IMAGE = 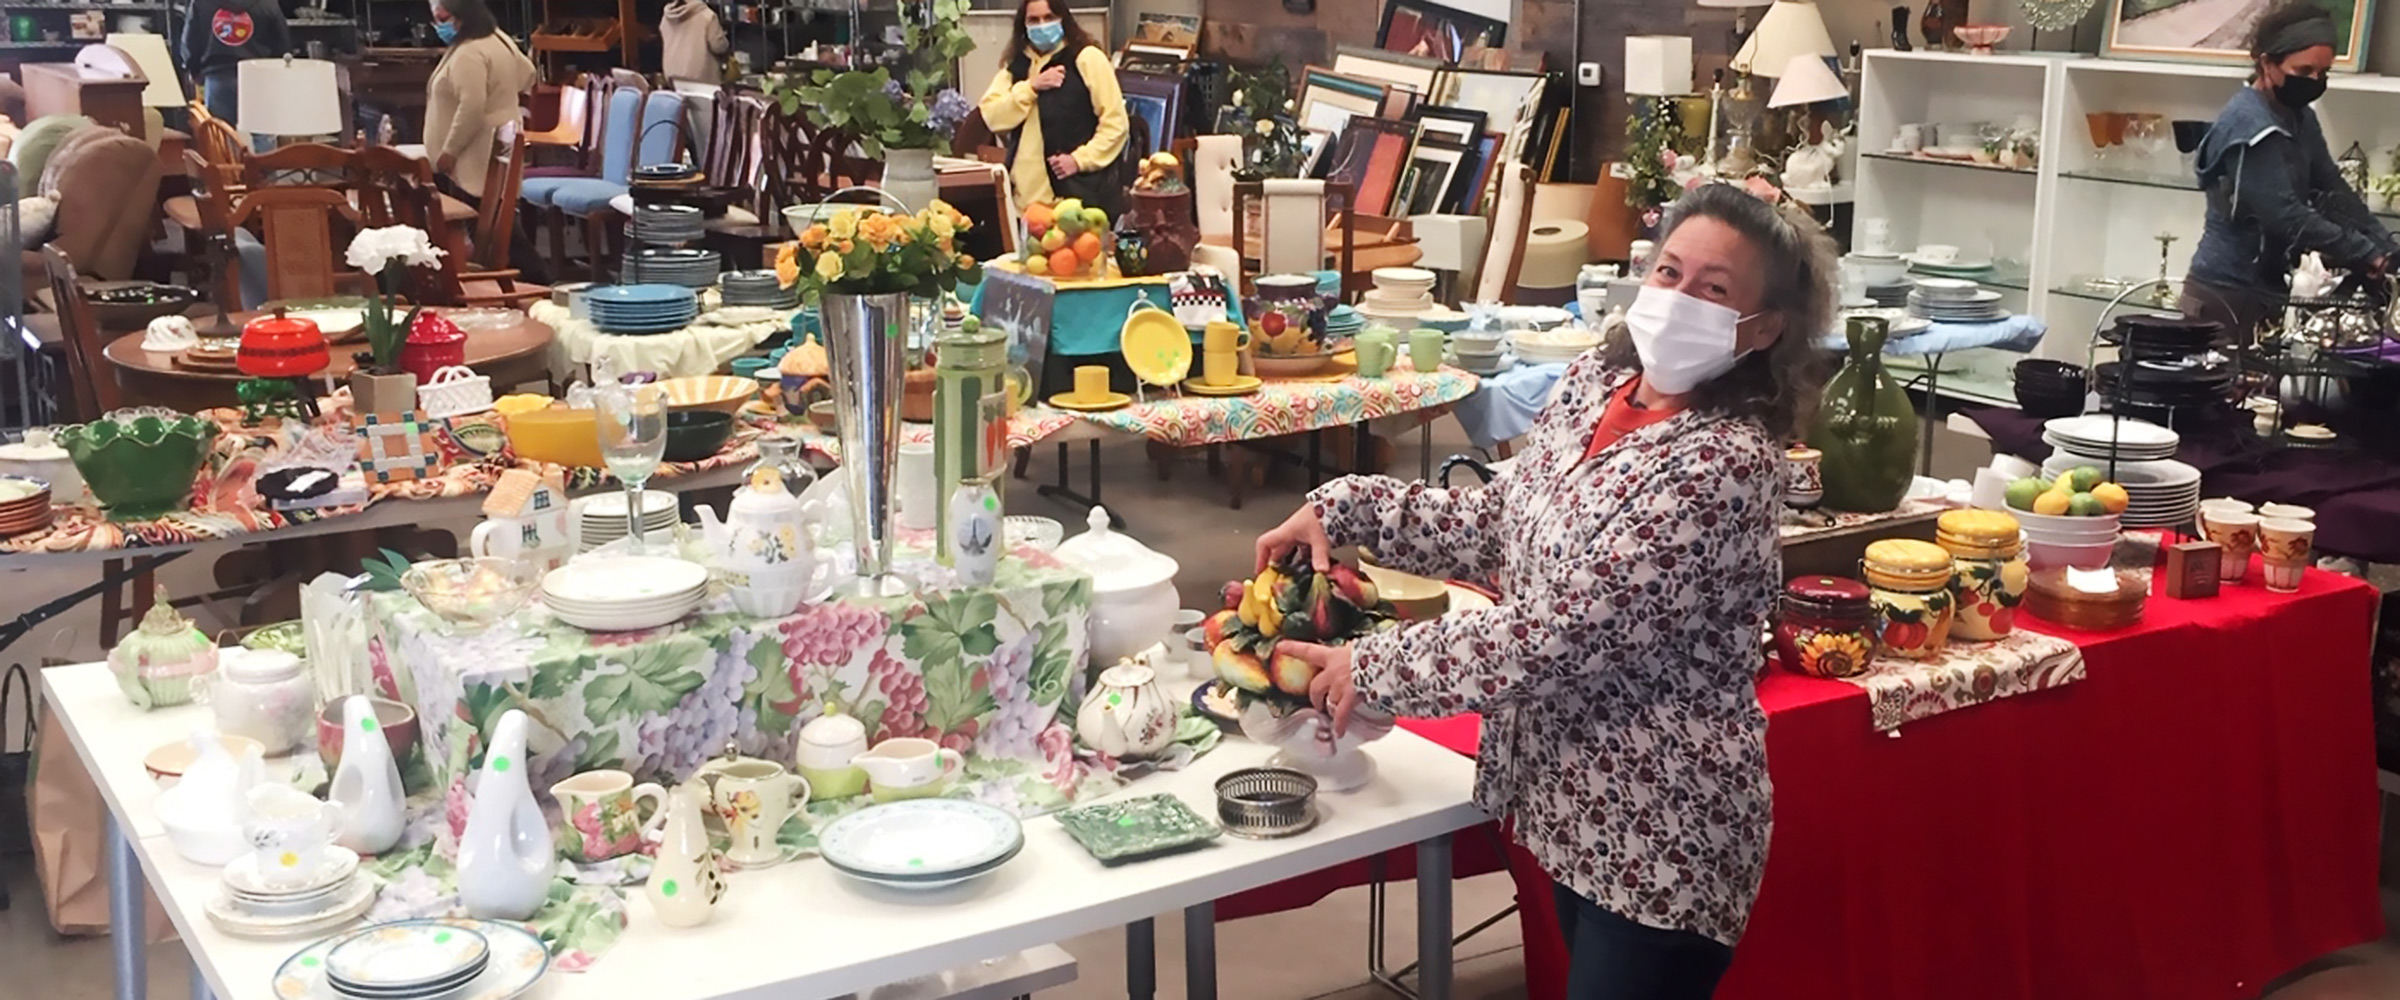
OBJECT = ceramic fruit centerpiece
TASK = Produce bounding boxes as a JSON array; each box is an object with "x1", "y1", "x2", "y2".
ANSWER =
[
  {"x1": 1207, "y1": 552, "x2": 1401, "y2": 791},
  {"x1": 696, "y1": 466, "x2": 823, "y2": 617}
]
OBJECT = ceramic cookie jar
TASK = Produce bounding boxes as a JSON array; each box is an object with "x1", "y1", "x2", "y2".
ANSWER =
[
  {"x1": 1861, "y1": 539, "x2": 1956, "y2": 660},
  {"x1": 1935, "y1": 509, "x2": 2029, "y2": 640}
]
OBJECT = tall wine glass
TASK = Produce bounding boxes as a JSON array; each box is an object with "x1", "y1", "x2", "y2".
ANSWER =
[{"x1": 594, "y1": 383, "x2": 667, "y2": 553}]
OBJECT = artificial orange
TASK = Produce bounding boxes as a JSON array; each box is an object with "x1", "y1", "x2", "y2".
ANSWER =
[
  {"x1": 1048, "y1": 247, "x2": 1080, "y2": 277},
  {"x1": 1073, "y1": 231, "x2": 1104, "y2": 263}
]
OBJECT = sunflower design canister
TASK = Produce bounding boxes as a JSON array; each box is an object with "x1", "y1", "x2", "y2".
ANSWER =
[
  {"x1": 1862, "y1": 539, "x2": 1956, "y2": 660},
  {"x1": 1773, "y1": 576, "x2": 1880, "y2": 679},
  {"x1": 1935, "y1": 509, "x2": 2030, "y2": 641}
]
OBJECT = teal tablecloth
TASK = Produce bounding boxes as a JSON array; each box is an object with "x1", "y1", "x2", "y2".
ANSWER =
[{"x1": 968, "y1": 272, "x2": 1246, "y2": 357}]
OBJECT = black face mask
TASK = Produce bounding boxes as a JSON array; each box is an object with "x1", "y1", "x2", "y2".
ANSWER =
[{"x1": 2274, "y1": 72, "x2": 2328, "y2": 108}]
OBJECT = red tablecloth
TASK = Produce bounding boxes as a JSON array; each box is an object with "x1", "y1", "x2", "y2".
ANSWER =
[{"x1": 1232, "y1": 566, "x2": 2383, "y2": 1000}]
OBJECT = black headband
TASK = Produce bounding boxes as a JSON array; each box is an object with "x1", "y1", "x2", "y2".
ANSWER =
[{"x1": 2260, "y1": 16, "x2": 2338, "y2": 59}]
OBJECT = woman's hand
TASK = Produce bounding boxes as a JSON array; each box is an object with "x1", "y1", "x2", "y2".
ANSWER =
[
  {"x1": 1288, "y1": 642, "x2": 1361, "y2": 736},
  {"x1": 1032, "y1": 65, "x2": 1067, "y2": 91},
  {"x1": 433, "y1": 152, "x2": 457, "y2": 176},
  {"x1": 1047, "y1": 152, "x2": 1080, "y2": 178},
  {"x1": 1255, "y1": 504, "x2": 1332, "y2": 573}
]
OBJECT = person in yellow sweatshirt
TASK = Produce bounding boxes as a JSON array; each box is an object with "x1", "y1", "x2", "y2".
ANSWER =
[{"x1": 975, "y1": 0, "x2": 1131, "y2": 217}]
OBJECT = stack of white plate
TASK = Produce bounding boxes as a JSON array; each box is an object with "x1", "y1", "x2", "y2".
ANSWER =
[
  {"x1": 1907, "y1": 277, "x2": 2004, "y2": 323},
  {"x1": 1359, "y1": 267, "x2": 1436, "y2": 324},
  {"x1": 576, "y1": 491, "x2": 680, "y2": 551},
  {"x1": 2039, "y1": 453, "x2": 2200, "y2": 528},
  {"x1": 541, "y1": 555, "x2": 710, "y2": 631},
  {"x1": 2041, "y1": 414, "x2": 2180, "y2": 462},
  {"x1": 1513, "y1": 327, "x2": 1599, "y2": 365},
  {"x1": 272, "y1": 919, "x2": 551, "y2": 1000},
  {"x1": 815, "y1": 799, "x2": 1026, "y2": 889},
  {"x1": 205, "y1": 847, "x2": 377, "y2": 938}
]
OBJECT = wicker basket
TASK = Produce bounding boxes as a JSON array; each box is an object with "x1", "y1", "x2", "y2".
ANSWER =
[{"x1": 417, "y1": 365, "x2": 494, "y2": 420}]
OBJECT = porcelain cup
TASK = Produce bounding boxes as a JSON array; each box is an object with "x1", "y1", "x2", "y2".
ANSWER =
[
  {"x1": 1202, "y1": 320, "x2": 1249, "y2": 353},
  {"x1": 244, "y1": 784, "x2": 344, "y2": 890},
  {"x1": 2258, "y1": 518, "x2": 2314, "y2": 593},
  {"x1": 1072, "y1": 365, "x2": 1112, "y2": 401},
  {"x1": 2200, "y1": 510, "x2": 2259, "y2": 583},
  {"x1": 2258, "y1": 502, "x2": 2314, "y2": 523},
  {"x1": 1354, "y1": 329, "x2": 1397, "y2": 378},
  {"x1": 1408, "y1": 329, "x2": 1446, "y2": 372},
  {"x1": 1784, "y1": 447, "x2": 1824, "y2": 508},
  {"x1": 1914, "y1": 243, "x2": 1960, "y2": 265},
  {"x1": 1859, "y1": 218, "x2": 1892, "y2": 255},
  {"x1": 549, "y1": 769, "x2": 669, "y2": 863},
  {"x1": 1202, "y1": 350, "x2": 1240, "y2": 387}
]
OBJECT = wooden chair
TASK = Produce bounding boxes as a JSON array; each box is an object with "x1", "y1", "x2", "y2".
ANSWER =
[
  {"x1": 522, "y1": 84, "x2": 683, "y2": 281},
  {"x1": 1473, "y1": 163, "x2": 1537, "y2": 305},
  {"x1": 233, "y1": 143, "x2": 367, "y2": 302},
  {"x1": 1230, "y1": 179, "x2": 1358, "y2": 296},
  {"x1": 167, "y1": 100, "x2": 252, "y2": 287},
  {"x1": 456, "y1": 125, "x2": 546, "y2": 308},
  {"x1": 181, "y1": 149, "x2": 246, "y2": 311},
  {"x1": 524, "y1": 73, "x2": 598, "y2": 158}
]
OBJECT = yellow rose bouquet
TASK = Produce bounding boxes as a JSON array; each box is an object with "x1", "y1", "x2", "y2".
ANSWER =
[{"x1": 777, "y1": 200, "x2": 982, "y2": 304}]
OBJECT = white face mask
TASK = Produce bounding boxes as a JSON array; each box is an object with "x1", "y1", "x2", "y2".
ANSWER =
[{"x1": 1625, "y1": 284, "x2": 1758, "y2": 395}]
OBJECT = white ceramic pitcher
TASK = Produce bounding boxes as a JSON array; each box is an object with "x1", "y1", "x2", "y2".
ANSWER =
[{"x1": 328, "y1": 695, "x2": 405, "y2": 854}]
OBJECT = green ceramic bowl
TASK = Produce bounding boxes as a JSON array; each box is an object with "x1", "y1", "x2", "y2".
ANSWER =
[
  {"x1": 663, "y1": 410, "x2": 735, "y2": 463},
  {"x1": 56, "y1": 410, "x2": 220, "y2": 521}
]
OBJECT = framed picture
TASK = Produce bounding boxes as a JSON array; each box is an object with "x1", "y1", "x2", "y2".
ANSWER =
[
  {"x1": 1132, "y1": 12, "x2": 1202, "y2": 49},
  {"x1": 1118, "y1": 70, "x2": 1185, "y2": 158},
  {"x1": 1403, "y1": 138, "x2": 1470, "y2": 215},
  {"x1": 1376, "y1": 0, "x2": 1507, "y2": 65},
  {"x1": 1322, "y1": 117, "x2": 1415, "y2": 213},
  {"x1": 1214, "y1": 105, "x2": 1248, "y2": 134},
  {"x1": 1300, "y1": 128, "x2": 1334, "y2": 177},
  {"x1": 978, "y1": 267, "x2": 1055, "y2": 378},
  {"x1": 1458, "y1": 130, "x2": 1500, "y2": 215},
  {"x1": 2106, "y1": 0, "x2": 2371, "y2": 71},
  {"x1": 1297, "y1": 67, "x2": 1393, "y2": 137},
  {"x1": 1410, "y1": 105, "x2": 1487, "y2": 146},
  {"x1": 1332, "y1": 44, "x2": 1445, "y2": 100}
]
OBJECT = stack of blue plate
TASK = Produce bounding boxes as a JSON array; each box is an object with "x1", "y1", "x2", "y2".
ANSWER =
[
  {"x1": 623, "y1": 248, "x2": 722, "y2": 289},
  {"x1": 1323, "y1": 304, "x2": 1365, "y2": 346},
  {"x1": 586, "y1": 284, "x2": 700, "y2": 334}
]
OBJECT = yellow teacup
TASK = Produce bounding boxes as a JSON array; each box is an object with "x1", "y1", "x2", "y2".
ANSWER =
[
  {"x1": 1071, "y1": 365, "x2": 1112, "y2": 401},
  {"x1": 1202, "y1": 351, "x2": 1240, "y2": 387},
  {"x1": 1202, "y1": 320, "x2": 1250, "y2": 353}
]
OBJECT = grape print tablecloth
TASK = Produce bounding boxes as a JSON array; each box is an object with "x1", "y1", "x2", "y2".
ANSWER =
[{"x1": 371, "y1": 545, "x2": 1098, "y2": 817}]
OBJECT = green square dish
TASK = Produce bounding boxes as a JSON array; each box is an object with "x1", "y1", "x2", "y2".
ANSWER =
[{"x1": 1056, "y1": 794, "x2": 1222, "y2": 864}]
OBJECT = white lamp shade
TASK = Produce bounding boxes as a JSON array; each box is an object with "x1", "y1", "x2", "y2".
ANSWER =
[
  {"x1": 1732, "y1": 0, "x2": 1835, "y2": 76},
  {"x1": 1698, "y1": 0, "x2": 1773, "y2": 8},
  {"x1": 1625, "y1": 36, "x2": 1695, "y2": 96},
  {"x1": 237, "y1": 58, "x2": 343, "y2": 136},
  {"x1": 1768, "y1": 53, "x2": 1848, "y2": 107}
]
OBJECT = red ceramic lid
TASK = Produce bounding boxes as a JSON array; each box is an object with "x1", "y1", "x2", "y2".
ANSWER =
[
  {"x1": 1784, "y1": 575, "x2": 1871, "y2": 603},
  {"x1": 408, "y1": 312, "x2": 465, "y2": 343},
  {"x1": 237, "y1": 311, "x2": 329, "y2": 378}
]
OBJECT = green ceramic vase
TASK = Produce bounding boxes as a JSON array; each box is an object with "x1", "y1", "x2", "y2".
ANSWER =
[{"x1": 1808, "y1": 317, "x2": 1919, "y2": 513}]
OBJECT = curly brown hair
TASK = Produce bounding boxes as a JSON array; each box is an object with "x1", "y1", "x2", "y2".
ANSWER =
[{"x1": 1599, "y1": 183, "x2": 1838, "y2": 442}]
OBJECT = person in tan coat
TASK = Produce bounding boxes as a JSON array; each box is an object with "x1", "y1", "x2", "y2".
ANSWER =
[
  {"x1": 424, "y1": 0, "x2": 536, "y2": 199},
  {"x1": 660, "y1": 0, "x2": 730, "y2": 84}
]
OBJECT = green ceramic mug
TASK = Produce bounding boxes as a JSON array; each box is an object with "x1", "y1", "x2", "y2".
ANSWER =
[
  {"x1": 1355, "y1": 328, "x2": 1398, "y2": 378},
  {"x1": 1408, "y1": 329, "x2": 1446, "y2": 372}
]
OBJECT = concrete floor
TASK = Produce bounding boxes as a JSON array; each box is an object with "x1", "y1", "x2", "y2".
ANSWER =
[{"x1": 4, "y1": 415, "x2": 2396, "y2": 999}]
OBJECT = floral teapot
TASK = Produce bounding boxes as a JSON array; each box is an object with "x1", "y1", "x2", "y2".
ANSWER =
[{"x1": 696, "y1": 467, "x2": 824, "y2": 617}]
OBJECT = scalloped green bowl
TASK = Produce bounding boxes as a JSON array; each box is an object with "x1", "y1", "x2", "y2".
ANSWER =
[{"x1": 55, "y1": 411, "x2": 220, "y2": 520}]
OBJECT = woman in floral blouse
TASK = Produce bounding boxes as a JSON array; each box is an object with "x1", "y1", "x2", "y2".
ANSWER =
[{"x1": 1259, "y1": 183, "x2": 1836, "y2": 998}]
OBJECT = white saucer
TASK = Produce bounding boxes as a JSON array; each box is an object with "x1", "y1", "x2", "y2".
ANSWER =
[{"x1": 207, "y1": 876, "x2": 376, "y2": 939}]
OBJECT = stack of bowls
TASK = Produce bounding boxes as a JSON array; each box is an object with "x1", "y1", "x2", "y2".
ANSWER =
[
  {"x1": 0, "y1": 475, "x2": 52, "y2": 537},
  {"x1": 204, "y1": 845, "x2": 374, "y2": 937},
  {"x1": 1449, "y1": 329, "x2": 1511, "y2": 375},
  {"x1": 2013, "y1": 358, "x2": 2088, "y2": 418},
  {"x1": 2010, "y1": 508, "x2": 2121, "y2": 570},
  {"x1": 575, "y1": 490, "x2": 680, "y2": 550},
  {"x1": 586, "y1": 284, "x2": 701, "y2": 334},
  {"x1": 1844, "y1": 251, "x2": 1909, "y2": 289},
  {"x1": 721, "y1": 270, "x2": 799, "y2": 309},
  {"x1": 1322, "y1": 304, "x2": 1364, "y2": 344},
  {"x1": 1512, "y1": 327, "x2": 1599, "y2": 366},
  {"x1": 540, "y1": 554, "x2": 710, "y2": 631},
  {"x1": 1360, "y1": 267, "x2": 1436, "y2": 325}
]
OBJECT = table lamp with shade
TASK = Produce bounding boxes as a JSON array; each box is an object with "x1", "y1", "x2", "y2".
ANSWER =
[
  {"x1": 236, "y1": 56, "x2": 343, "y2": 145},
  {"x1": 1724, "y1": 0, "x2": 1836, "y2": 169},
  {"x1": 1769, "y1": 53, "x2": 1852, "y2": 191}
]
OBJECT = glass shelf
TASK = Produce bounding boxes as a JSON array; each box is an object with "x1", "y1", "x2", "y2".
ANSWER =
[
  {"x1": 2059, "y1": 167, "x2": 2198, "y2": 191},
  {"x1": 1909, "y1": 264, "x2": 2034, "y2": 291},
  {"x1": 2048, "y1": 281, "x2": 2182, "y2": 307},
  {"x1": 1860, "y1": 152, "x2": 2037, "y2": 177}
]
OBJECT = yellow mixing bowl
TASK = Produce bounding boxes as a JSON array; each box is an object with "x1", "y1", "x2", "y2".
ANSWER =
[{"x1": 505, "y1": 407, "x2": 604, "y2": 468}]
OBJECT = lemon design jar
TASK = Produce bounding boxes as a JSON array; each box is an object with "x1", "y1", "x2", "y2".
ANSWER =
[
  {"x1": 1935, "y1": 509, "x2": 2030, "y2": 641},
  {"x1": 1861, "y1": 539, "x2": 1956, "y2": 660}
]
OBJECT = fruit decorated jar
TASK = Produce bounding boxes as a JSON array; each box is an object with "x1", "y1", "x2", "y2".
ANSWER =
[
  {"x1": 1861, "y1": 539, "x2": 1956, "y2": 659},
  {"x1": 1772, "y1": 576, "x2": 1880, "y2": 679},
  {"x1": 1935, "y1": 509, "x2": 2029, "y2": 641}
]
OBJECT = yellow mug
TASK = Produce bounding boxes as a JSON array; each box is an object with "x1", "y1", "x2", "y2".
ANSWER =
[
  {"x1": 1072, "y1": 365, "x2": 1112, "y2": 401},
  {"x1": 1202, "y1": 351, "x2": 1240, "y2": 387},
  {"x1": 1202, "y1": 320, "x2": 1250, "y2": 353}
]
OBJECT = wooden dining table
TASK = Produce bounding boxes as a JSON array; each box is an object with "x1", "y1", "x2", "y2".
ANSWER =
[{"x1": 101, "y1": 308, "x2": 556, "y2": 412}]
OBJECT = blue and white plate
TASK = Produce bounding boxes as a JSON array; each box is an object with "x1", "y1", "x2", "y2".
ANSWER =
[
  {"x1": 274, "y1": 919, "x2": 547, "y2": 1000},
  {"x1": 586, "y1": 284, "x2": 698, "y2": 308},
  {"x1": 815, "y1": 799, "x2": 1023, "y2": 881}
]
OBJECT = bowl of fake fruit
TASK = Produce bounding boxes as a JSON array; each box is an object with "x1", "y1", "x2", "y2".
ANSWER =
[{"x1": 1202, "y1": 553, "x2": 1402, "y2": 791}]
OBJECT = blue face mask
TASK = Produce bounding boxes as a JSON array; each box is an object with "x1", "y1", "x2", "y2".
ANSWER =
[
  {"x1": 1027, "y1": 20, "x2": 1063, "y2": 51},
  {"x1": 434, "y1": 19, "x2": 459, "y2": 43}
]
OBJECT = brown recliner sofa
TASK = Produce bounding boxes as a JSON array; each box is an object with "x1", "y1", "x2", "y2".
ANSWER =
[{"x1": 21, "y1": 124, "x2": 162, "y2": 291}]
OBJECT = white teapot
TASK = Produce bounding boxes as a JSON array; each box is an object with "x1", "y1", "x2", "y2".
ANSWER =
[
  {"x1": 696, "y1": 467, "x2": 824, "y2": 617},
  {"x1": 1075, "y1": 659, "x2": 1176, "y2": 760}
]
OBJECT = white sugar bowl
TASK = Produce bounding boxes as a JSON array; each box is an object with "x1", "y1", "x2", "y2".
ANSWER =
[
  {"x1": 1051, "y1": 506, "x2": 1180, "y2": 666},
  {"x1": 794, "y1": 702, "x2": 869, "y2": 801},
  {"x1": 204, "y1": 648, "x2": 315, "y2": 756}
]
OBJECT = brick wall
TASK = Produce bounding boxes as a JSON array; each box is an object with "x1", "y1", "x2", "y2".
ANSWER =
[{"x1": 1195, "y1": 0, "x2": 1741, "y2": 180}]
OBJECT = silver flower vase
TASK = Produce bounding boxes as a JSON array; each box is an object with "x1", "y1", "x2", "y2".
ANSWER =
[{"x1": 823, "y1": 290, "x2": 912, "y2": 593}]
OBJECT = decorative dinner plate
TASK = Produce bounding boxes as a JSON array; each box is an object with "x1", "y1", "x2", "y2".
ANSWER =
[
  {"x1": 541, "y1": 556, "x2": 709, "y2": 603},
  {"x1": 1119, "y1": 306, "x2": 1193, "y2": 387},
  {"x1": 2043, "y1": 415, "x2": 2179, "y2": 451},
  {"x1": 816, "y1": 799, "x2": 1024, "y2": 879},
  {"x1": 225, "y1": 847, "x2": 360, "y2": 898},
  {"x1": 326, "y1": 923, "x2": 489, "y2": 991},
  {"x1": 1056, "y1": 794, "x2": 1221, "y2": 864},
  {"x1": 274, "y1": 919, "x2": 548, "y2": 1000},
  {"x1": 206, "y1": 877, "x2": 375, "y2": 939}
]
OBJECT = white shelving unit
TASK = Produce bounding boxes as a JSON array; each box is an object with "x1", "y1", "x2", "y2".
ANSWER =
[{"x1": 1854, "y1": 50, "x2": 2400, "y2": 404}]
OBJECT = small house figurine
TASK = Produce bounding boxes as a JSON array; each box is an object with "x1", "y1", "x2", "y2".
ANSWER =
[{"x1": 471, "y1": 468, "x2": 575, "y2": 570}]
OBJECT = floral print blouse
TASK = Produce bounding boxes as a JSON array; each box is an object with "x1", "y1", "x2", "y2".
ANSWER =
[{"x1": 1310, "y1": 357, "x2": 1783, "y2": 946}]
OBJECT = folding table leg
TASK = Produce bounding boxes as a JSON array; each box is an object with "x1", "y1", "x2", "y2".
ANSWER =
[
  {"x1": 1184, "y1": 901, "x2": 1218, "y2": 1000},
  {"x1": 191, "y1": 957, "x2": 216, "y2": 1000},
  {"x1": 107, "y1": 813, "x2": 146, "y2": 1000},
  {"x1": 1416, "y1": 833, "x2": 1456, "y2": 1000},
  {"x1": 1125, "y1": 917, "x2": 1156, "y2": 1000}
]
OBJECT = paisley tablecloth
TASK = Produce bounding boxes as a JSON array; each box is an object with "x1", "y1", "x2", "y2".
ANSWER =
[
  {"x1": 0, "y1": 404, "x2": 764, "y2": 556},
  {"x1": 1838, "y1": 629, "x2": 2086, "y2": 733},
  {"x1": 371, "y1": 545, "x2": 1102, "y2": 817},
  {"x1": 529, "y1": 300, "x2": 796, "y2": 379},
  {"x1": 1052, "y1": 360, "x2": 1481, "y2": 448}
]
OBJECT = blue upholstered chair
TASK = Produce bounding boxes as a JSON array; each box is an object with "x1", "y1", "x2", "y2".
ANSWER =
[{"x1": 521, "y1": 88, "x2": 685, "y2": 280}]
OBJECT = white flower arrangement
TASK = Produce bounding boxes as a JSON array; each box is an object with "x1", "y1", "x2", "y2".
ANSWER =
[{"x1": 345, "y1": 226, "x2": 446, "y2": 275}]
